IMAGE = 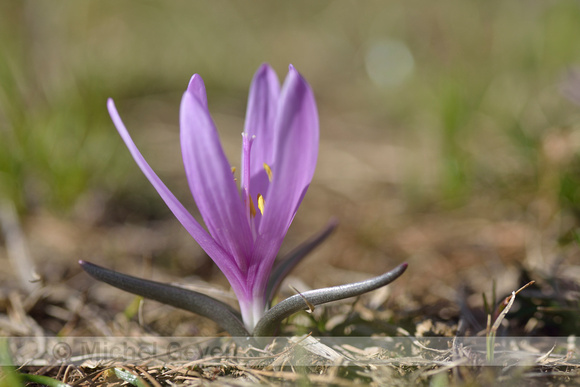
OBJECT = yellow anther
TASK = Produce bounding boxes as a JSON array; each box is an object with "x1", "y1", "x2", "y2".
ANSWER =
[
  {"x1": 263, "y1": 163, "x2": 273, "y2": 182},
  {"x1": 249, "y1": 196, "x2": 256, "y2": 218},
  {"x1": 231, "y1": 166, "x2": 236, "y2": 174},
  {"x1": 257, "y1": 194, "x2": 265, "y2": 216}
]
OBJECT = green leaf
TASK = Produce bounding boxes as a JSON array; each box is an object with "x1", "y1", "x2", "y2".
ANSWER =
[
  {"x1": 0, "y1": 338, "x2": 23, "y2": 387},
  {"x1": 114, "y1": 367, "x2": 150, "y2": 387},
  {"x1": 20, "y1": 374, "x2": 72, "y2": 387}
]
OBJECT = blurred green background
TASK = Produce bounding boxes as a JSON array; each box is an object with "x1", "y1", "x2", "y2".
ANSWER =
[{"x1": 1, "y1": 0, "x2": 580, "y2": 314}]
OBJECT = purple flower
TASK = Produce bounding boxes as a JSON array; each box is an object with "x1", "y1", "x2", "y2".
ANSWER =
[{"x1": 107, "y1": 64, "x2": 319, "y2": 330}]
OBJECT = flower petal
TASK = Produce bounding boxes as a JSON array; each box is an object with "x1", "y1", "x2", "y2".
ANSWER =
[
  {"x1": 107, "y1": 99, "x2": 244, "y2": 291},
  {"x1": 241, "y1": 65, "x2": 280, "y2": 233},
  {"x1": 252, "y1": 66, "x2": 319, "y2": 291},
  {"x1": 243, "y1": 63, "x2": 280, "y2": 176},
  {"x1": 180, "y1": 77, "x2": 254, "y2": 272},
  {"x1": 187, "y1": 74, "x2": 208, "y2": 109},
  {"x1": 259, "y1": 66, "x2": 318, "y2": 237}
]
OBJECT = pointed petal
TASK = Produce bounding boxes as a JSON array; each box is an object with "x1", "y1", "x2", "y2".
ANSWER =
[
  {"x1": 254, "y1": 66, "x2": 319, "y2": 273},
  {"x1": 243, "y1": 63, "x2": 280, "y2": 176},
  {"x1": 180, "y1": 80, "x2": 253, "y2": 271},
  {"x1": 187, "y1": 74, "x2": 208, "y2": 109},
  {"x1": 107, "y1": 99, "x2": 244, "y2": 291},
  {"x1": 241, "y1": 65, "x2": 280, "y2": 233}
]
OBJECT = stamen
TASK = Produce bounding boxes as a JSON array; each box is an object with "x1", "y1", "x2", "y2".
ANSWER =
[
  {"x1": 241, "y1": 134, "x2": 255, "y2": 222},
  {"x1": 249, "y1": 196, "x2": 256, "y2": 218},
  {"x1": 231, "y1": 166, "x2": 236, "y2": 174},
  {"x1": 263, "y1": 163, "x2": 273, "y2": 182},
  {"x1": 257, "y1": 194, "x2": 265, "y2": 215}
]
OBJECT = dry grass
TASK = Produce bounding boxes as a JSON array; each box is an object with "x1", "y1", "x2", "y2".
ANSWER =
[{"x1": 1, "y1": 246, "x2": 580, "y2": 385}]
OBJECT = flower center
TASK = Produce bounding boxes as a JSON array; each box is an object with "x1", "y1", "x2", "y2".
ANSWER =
[{"x1": 239, "y1": 134, "x2": 274, "y2": 238}]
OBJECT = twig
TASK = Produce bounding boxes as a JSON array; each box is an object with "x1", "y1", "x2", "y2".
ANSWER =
[{"x1": 0, "y1": 199, "x2": 40, "y2": 292}]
